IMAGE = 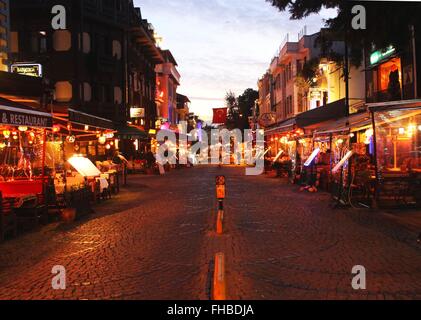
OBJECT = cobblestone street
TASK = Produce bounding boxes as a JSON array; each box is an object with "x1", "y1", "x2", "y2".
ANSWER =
[{"x1": 0, "y1": 166, "x2": 421, "y2": 300}]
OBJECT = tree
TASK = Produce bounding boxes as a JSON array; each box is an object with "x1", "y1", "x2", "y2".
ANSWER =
[
  {"x1": 225, "y1": 90, "x2": 240, "y2": 130},
  {"x1": 266, "y1": 1, "x2": 421, "y2": 66},
  {"x1": 237, "y1": 88, "x2": 259, "y2": 130},
  {"x1": 225, "y1": 89, "x2": 258, "y2": 130}
]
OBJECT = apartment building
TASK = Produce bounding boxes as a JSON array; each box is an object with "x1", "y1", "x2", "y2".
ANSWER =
[
  {"x1": 155, "y1": 49, "x2": 181, "y2": 127},
  {"x1": 0, "y1": 0, "x2": 9, "y2": 71}
]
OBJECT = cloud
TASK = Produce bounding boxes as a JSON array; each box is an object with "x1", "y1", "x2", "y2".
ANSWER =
[{"x1": 134, "y1": 0, "x2": 337, "y2": 120}]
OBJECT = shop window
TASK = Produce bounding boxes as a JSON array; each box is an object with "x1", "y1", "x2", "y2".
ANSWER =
[
  {"x1": 378, "y1": 57, "x2": 402, "y2": 100},
  {"x1": 112, "y1": 40, "x2": 121, "y2": 60},
  {"x1": 53, "y1": 30, "x2": 71, "y2": 52},
  {"x1": 82, "y1": 32, "x2": 91, "y2": 53},
  {"x1": 374, "y1": 108, "x2": 421, "y2": 173},
  {"x1": 55, "y1": 81, "x2": 73, "y2": 102}
]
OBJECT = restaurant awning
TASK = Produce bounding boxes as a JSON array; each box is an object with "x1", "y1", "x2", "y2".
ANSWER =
[
  {"x1": 314, "y1": 111, "x2": 372, "y2": 136},
  {"x1": 68, "y1": 109, "x2": 114, "y2": 130},
  {"x1": 296, "y1": 98, "x2": 349, "y2": 129},
  {"x1": 0, "y1": 97, "x2": 52, "y2": 128},
  {"x1": 117, "y1": 124, "x2": 148, "y2": 140},
  {"x1": 264, "y1": 117, "x2": 296, "y2": 136}
]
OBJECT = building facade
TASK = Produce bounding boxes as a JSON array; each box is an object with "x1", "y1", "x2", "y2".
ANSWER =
[
  {"x1": 258, "y1": 28, "x2": 366, "y2": 130},
  {"x1": 176, "y1": 93, "x2": 190, "y2": 123},
  {"x1": 127, "y1": 7, "x2": 164, "y2": 132},
  {"x1": 155, "y1": 49, "x2": 180, "y2": 128},
  {"x1": 0, "y1": 0, "x2": 10, "y2": 71}
]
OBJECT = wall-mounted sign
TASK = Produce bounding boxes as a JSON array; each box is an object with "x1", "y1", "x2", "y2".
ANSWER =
[
  {"x1": 11, "y1": 63, "x2": 43, "y2": 78},
  {"x1": 370, "y1": 46, "x2": 396, "y2": 66},
  {"x1": 130, "y1": 107, "x2": 145, "y2": 118}
]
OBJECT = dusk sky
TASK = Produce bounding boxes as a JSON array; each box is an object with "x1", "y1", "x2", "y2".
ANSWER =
[{"x1": 135, "y1": 0, "x2": 337, "y2": 122}]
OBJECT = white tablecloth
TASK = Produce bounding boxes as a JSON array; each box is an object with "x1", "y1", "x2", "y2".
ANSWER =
[{"x1": 96, "y1": 177, "x2": 109, "y2": 193}]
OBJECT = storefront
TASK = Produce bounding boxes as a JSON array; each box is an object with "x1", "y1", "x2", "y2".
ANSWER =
[
  {"x1": 369, "y1": 100, "x2": 421, "y2": 207},
  {"x1": 264, "y1": 118, "x2": 298, "y2": 178},
  {"x1": 0, "y1": 98, "x2": 53, "y2": 238},
  {"x1": 48, "y1": 108, "x2": 122, "y2": 203}
]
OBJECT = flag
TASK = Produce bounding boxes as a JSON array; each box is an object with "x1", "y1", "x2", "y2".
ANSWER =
[{"x1": 212, "y1": 108, "x2": 227, "y2": 124}]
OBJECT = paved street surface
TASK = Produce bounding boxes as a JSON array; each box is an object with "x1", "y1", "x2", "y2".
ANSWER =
[{"x1": 0, "y1": 166, "x2": 421, "y2": 300}]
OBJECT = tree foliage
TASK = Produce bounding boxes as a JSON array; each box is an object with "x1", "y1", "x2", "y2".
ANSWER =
[
  {"x1": 267, "y1": 1, "x2": 421, "y2": 66},
  {"x1": 225, "y1": 89, "x2": 258, "y2": 130}
]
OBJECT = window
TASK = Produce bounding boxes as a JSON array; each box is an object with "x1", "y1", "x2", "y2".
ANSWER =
[
  {"x1": 10, "y1": 31, "x2": 18, "y2": 53},
  {"x1": 114, "y1": 86, "x2": 122, "y2": 104},
  {"x1": 55, "y1": 81, "x2": 73, "y2": 102},
  {"x1": 83, "y1": 83, "x2": 92, "y2": 102},
  {"x1": 112, "y1": 40, "x2": 121, "y2": 60},
  {"x1": 53, "y1": 30, "x2": 71, "y2": 51},
  {"x1": 29, "y1": 31, "x2": 48, "y2": 53},
  {"x1": 81, "y1": 32, "x2": 91, "y2": 53}
]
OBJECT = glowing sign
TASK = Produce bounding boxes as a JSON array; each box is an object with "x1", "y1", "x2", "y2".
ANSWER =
[
  {"x1": 304, "y1": 148, "x2": 321, "y2": 167},
  {"x1": 11, "y1": 63, "x2": 43, "y2": 77},
  {"x1": 370, "y1": 46, "x2": 396, "y2": 66}
]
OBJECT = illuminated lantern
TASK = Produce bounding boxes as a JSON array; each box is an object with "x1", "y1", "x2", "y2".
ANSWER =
[
  {"x1": 67, "y1": 123, "x2": 72, "y2": 130},
  {"x1": 105, "y1": 144, "x2": 111, "y2": 150},
  {"x1": 30, "y1": 132, "x2": 35, "y2": 138},
  {"x1": 84, "y1": 125, "x2": 89, "y2": 131},
  {"x1": 3, "y1": 130, "x2": 10, "y2": 138},
  {"x1": 98, "y1": 136, "x2": 106, "y2": 144},
  {"x1": 418, "y1": 125, "x2": 421, "y2": 132},
  {"x1": 66, "y1": 135, "x2": 76, "y2": 143},
  {"x1": 53, "y1": 125, "x2": 60, "y2": 133},
  {"x1": 398, "y1": 127, "x2": 405, "y2": 135},
  {"x1": 18, "y1": 126, "x2": 28, "y2": 132}
]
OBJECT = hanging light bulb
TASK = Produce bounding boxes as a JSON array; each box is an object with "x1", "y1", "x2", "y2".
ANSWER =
[
  {"x1": 3, "y1": 130, "x2": 10, "y2": 138},
  {"x1": 52, "y1": 125, "x2": 60, "y2": 133},
  {"x1": 98, "y1": 136, "x2": 106, "y2": 144}
]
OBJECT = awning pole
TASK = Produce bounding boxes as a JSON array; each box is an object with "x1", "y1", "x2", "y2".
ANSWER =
[{"x1": 41, "y1": 129, "x2": 47, "y2": 193}]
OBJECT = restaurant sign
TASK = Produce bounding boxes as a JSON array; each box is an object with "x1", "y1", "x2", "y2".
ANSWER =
[
  {"x1": 370, "y1": 46, "x2": 396, "y2": 66},
  {"x1": 11, "y1": 63, "x2": 43, "y2": 78},
  {"x1": 130, "y1": 107, "x2": 145, "y2": 118},
  {"x1": 0, "y1": 107, "x2": 52, "y2": 128}
]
